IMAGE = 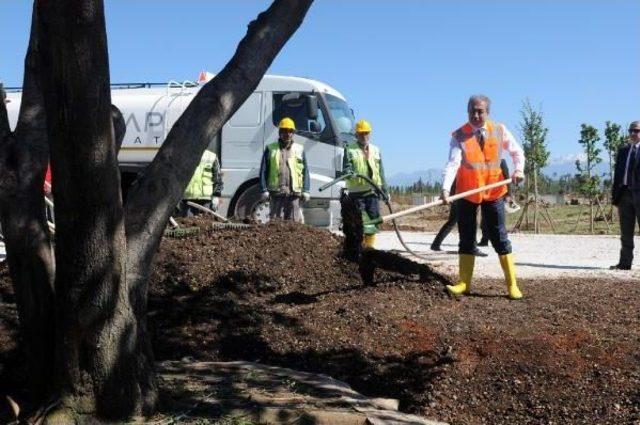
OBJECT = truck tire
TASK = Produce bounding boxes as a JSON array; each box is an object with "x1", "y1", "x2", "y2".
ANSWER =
[{"x1": 234, "y1": 183, "x2": 270, "y2": 224}]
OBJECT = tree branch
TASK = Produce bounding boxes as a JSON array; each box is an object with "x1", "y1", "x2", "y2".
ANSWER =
[
  {"x1": 124, "y1": 0, "x2": 313, "y2": 264},
  {"x1": 112, "y1": 104, "x2": 126, "y2": 154},
  {"x1": 0, "y1": 2, "x2": 55, "y2": 402}
]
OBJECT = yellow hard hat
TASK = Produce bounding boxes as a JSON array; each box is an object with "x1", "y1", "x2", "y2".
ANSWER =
[
  {"x1": 278, "y1": 117, "x2": 296, "y2": 131},
  {"x1": 355, "y1": 119, "x2": 372, "y2": 133}
]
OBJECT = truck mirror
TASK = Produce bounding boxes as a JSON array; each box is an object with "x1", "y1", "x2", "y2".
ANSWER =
[
  {"x1": 306, "y1": 95, "x2": 318, "y2": 120},
  {"x1": 309, "y1": 120, "x2": 321, "y2": 133}
]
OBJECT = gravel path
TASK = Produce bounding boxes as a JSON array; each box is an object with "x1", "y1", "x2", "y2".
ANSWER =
[{"x1": 375, "y1": 231, "x2": 640, "y2": 279}]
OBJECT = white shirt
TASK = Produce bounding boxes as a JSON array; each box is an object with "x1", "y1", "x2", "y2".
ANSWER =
[
  {"x1": 441, "y1": 121, "x2": 525, "y2": 192},
  {"x1": 622, "y1": 142, "x2": 639, "y2": 186}
]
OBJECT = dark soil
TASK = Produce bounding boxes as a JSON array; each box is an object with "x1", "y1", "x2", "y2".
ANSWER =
[{"x1": 1, "y1": 219, "x2": 639, "y2": 424}]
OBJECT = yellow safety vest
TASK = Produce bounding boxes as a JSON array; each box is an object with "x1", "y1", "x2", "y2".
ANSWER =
[
  {"x1": 184, "y1": 150, "x2": 217, "y2": 200},
  {"x1": 266, "y1": 141, "x2": 305, "y2": 193},
  {"x1": 345, "y1": 142, "x2": 382, "y2": 193}
]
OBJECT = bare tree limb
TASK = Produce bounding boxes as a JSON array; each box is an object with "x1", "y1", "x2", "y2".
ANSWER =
[{"x1": 112, "y1": 104, "x2": 126, "y2": 154}]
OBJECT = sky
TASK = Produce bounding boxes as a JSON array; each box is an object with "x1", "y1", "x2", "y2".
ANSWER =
[{"x1": 1, "y1": 1, "x2": 639, "y2": 177}]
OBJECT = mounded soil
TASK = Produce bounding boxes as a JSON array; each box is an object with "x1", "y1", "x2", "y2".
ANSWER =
[{"x1": 1, "y1": 219, "x2": 639, "y2": 424}]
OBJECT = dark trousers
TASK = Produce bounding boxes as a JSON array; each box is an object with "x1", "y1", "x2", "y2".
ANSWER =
[
  {"x1": 270, "y1": 194, "x2": 302, "y2": 222},
  {"x1": 432, "y1": 201, "x2": 459, "y2": 248},
  {"x1": 480, "y1": 193, "x2": 509, "y2": 243},
  {"x1": 617, "y1": 190, "x2": 640, "y2": 266},
  {"x1": 479, "y1": 215, "x2": 489, "y2": 243},
  {"x1": 458, "y1": 198, "x2": 511, "y2": 255},
  {"x1": 353, "y1": 193, "x2": 380, "y2": 220}
]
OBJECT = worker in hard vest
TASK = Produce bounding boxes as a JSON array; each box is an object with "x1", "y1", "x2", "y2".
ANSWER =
[
  {"x1": 259, "y1": 117, "x2": 310, "y2": 222},
  {"x1": 343, "y1": 119, "x2": 388, "y2": 248},
  {"x1": 182, "y1": 149, "x2": 223, "y2": 216},
  {"x1": 441, "y1": 95, "x2": 525, "y2": 299}
]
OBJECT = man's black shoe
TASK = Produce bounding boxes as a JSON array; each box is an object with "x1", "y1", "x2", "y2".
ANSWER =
[
  {"x1": 477, "y1": 239, "x2": 489, "y2": 247},
  {"x1": 430, "y1": 244, "x2": 442, "y2": 251},
  {"x1": 610, "y1": 264, "x2": 631, "y2": 270},
  {"x1": 472, "y1": 248, "x2": 488, "y2": 257}
]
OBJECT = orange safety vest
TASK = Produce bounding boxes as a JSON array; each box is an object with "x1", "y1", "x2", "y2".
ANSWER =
[{"x1": 454, "y1": 120, "x2": 508, "y2": 204}]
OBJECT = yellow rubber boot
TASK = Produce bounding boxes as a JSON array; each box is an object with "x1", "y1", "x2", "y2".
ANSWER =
[
  {"x1": 446, "y1": 254, "x2": 475, "y2": 296},
  {"x1": 499, "y1": 253, "x2": 523, "y2": 300},
  {"x1": 363, "y1": 234, "x2": 376, "y2": 249}
]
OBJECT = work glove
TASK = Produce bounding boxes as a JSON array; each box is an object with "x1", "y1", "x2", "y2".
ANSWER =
[
  {"x1": 301, "y1": 192, "x2": 310, "y2": 202},
  {"x1": 211, "y1": 196, "x2": 220, "y2": 211},
  {"x1": 260, "y1": 191, "x2": 270, "y2": 202}
]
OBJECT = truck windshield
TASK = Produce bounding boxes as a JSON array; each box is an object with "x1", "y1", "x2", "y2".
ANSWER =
[{"x1": 326, "y1": 94, "x2": 355, "y2": 142}]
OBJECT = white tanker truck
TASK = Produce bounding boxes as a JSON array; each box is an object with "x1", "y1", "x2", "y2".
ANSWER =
[{"x1": 4, "y1": 73, "x2": 357, "y2": 227}]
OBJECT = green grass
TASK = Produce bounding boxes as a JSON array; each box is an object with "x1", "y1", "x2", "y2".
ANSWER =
[{"x1": 507, "y1": 204, "x2": 619, "y2": 235}]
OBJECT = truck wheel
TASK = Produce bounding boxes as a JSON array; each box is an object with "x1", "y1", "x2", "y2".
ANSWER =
[{"x1": 234, "y1": 184, "x2": 270, "y2": 224}]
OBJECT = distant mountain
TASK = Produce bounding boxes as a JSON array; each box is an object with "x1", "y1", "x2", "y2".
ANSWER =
[
  {"x1": 541, "y1": 153, "x2": 610, "y2": 178},
  {"x1": 387, "y1": 169, "x2": 442, "y2": 187}
]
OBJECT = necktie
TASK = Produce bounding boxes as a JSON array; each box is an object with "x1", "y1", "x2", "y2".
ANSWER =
[
  {"x1": 628, "y1": 146, "x2": 637, "y2": 187},
  {"x1": 477, "y1": 129, "x2": 485, "y2": 150}
]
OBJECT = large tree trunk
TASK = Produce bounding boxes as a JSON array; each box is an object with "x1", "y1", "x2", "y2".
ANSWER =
[
  {"x1": 30, "y1": 0, "x2": 313, "y2": 420},
  {"x1": 0, "y1": 6, "x2": 55, "y2": 403},
  {"x1": 36, "y1": 0, "x2": 151, "y2": 419}
]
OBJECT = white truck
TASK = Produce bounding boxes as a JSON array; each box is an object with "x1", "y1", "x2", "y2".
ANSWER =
[{"x1": 4, "y1": 73, "x2": 357, "y2": 227}]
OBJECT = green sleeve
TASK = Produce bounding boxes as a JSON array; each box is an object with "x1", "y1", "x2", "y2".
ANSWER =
[{"x1": 379, "y1": 155, "x2": 388, "y2": 193}]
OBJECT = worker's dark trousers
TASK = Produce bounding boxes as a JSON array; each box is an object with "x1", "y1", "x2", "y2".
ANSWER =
[
  {"x1": 480, "y1": 192, "x2": 511, "y2": 244},
  {"x1": 458, "y1": 198, "x2": 511, "y2": 255},
  {"x1": 617, "y1": 190, "x2": 640, "y2": 267},
  {"x1": 353, "y1": 193, "x2": 380, "y2": 220},
  {"x1": 270, "y1": 194, "x2": 303, "y2": 222},
  {"x1": 432, "y1": 200, "x2": 459, "y2": 248},
  {"x1": 479, "y1": 214, "x2": 489, "y2": 244}
]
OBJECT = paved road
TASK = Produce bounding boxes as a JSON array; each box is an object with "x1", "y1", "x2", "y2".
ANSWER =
[{"x1": 375, "y1": 231, "x2": 640, "y2": 280}]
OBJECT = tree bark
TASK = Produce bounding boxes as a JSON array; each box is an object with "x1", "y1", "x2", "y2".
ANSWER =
[
  {"x1": 36, "y1": 0, "x2": 153, "y2": 418},
  {"x1": 31, "y1": 0, "x2": 313, "y2": 420},
  {"x1": 0, "y1": 5, "x2": 55, "y2": 403}
]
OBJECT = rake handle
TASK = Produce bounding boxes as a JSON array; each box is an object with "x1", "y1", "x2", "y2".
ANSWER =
[{"x1": 377, "y1": 179, "x2": 512, "y2": 223}]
